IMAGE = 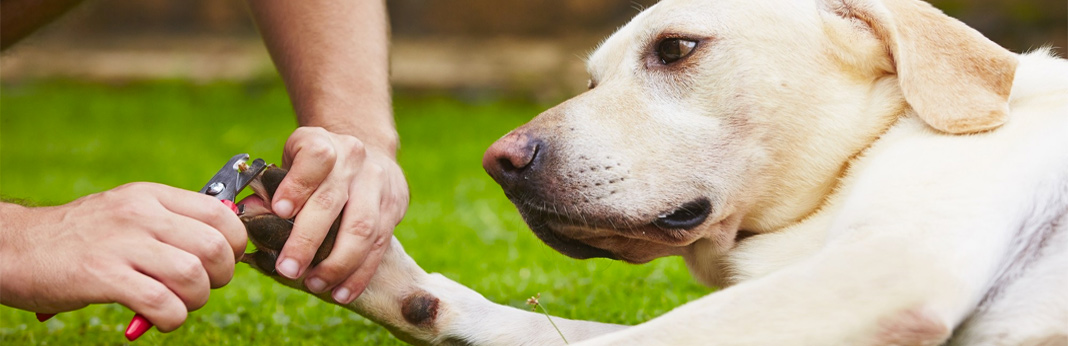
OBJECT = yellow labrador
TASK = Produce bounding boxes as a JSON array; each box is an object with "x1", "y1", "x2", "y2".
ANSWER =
[{"x1": 245, "y1": 0, "x2": 1068, "y2": 344}]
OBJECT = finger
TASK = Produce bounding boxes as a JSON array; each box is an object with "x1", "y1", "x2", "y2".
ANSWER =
[
  {"x1": 331, "y1": 235, "x2": 390, "y2": 304},
  {"x1": 331, "y1": 174, "x2": 407, "y2": 303},
  {"x1": 274, "y1": 127, "x2": 341, "y2": 219},
  {"x1": 107, "y1": 270, "x2": 189, "y2": 333},
  {"x1": 275, "y1": 176, "x2": 348, "y2": 280},
  {"x1": 129, "y1": 243, "x2": 212, "y2": 312},
  {"x1": 151, "y1": 215, "x2": 238, "y2": 288},
  {"x1": 143, "y1": 183, "x2": 247, "y2": 261},
  {"x1": 303, "y1": 167, "x2": 386, "y2": 295}
]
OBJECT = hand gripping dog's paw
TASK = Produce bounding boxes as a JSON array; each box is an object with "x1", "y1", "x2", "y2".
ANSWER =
[
  {"x1": 236, "y1": 166, "x2": 455, "y2": 342},
  {"x1": 238, "y1": 165, "x2": 338, "y2": 276}
]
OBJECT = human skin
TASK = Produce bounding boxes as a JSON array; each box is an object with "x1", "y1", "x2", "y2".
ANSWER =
[
  {"x1": 0, "y1": 184, "x2": 248, "y2": 332},
  {"x1": 0, "y1": 0, "x2": 406, "y2": 332},
  {"x1": 244, "y1": 0, "x2": 407, "y2": 304}
]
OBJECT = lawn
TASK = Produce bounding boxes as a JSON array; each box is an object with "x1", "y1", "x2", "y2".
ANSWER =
[{"x1": 0, "y1": 80, "x2": 711, "y2": 345}]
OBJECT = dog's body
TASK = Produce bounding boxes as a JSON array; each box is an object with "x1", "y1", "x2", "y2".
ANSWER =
[{"x1": 243, "y1": 0, "x2": 1068, "y2": 344}]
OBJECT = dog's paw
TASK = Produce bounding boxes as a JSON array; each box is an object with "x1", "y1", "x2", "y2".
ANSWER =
[{"x1": 238, "y1": 166, "x2": 338, "y2": 277}]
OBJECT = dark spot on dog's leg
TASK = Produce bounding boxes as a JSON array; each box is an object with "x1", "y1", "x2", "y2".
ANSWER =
[{"x1": 401, "y1": 291, "x2": 440, "y2": 327}]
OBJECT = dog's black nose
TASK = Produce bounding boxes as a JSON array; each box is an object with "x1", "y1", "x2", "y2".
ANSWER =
[{"x1": 483, "y1": 131, "x2": 542, "y2": 191}]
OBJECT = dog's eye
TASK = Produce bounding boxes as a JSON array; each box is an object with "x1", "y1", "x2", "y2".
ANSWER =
[{"x1": 656, "y1": 38, "x2": 697, "y2": 64}]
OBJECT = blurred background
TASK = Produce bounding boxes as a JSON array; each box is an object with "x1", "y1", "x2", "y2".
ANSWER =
[
  {"x1": 0, "y1": 1, "x2": 1065, "y2": 344},
  {"x1": 2, "y1": 0, "x2": 1064, "y2": 96}
]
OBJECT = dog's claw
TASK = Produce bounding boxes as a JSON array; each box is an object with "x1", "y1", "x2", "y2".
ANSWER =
[{"x1": 239, "y1": 166, "x2": 339, "y2": 277}]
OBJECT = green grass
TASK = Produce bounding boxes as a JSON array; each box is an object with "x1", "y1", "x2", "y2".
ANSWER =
[{"x1": 0, "y1": 80, "x2": 711, "y2": 344}]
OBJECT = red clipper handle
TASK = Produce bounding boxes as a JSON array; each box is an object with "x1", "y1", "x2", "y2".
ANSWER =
[
  {"x1": 39, "y1": 312, "x2": 151, "y2": 341},
  {"x1": 125, "y1": 314, "x2": 152, "y2": 341},
  {"x1": 221, "y1": 199, "x2": 239, "y2": 214}
]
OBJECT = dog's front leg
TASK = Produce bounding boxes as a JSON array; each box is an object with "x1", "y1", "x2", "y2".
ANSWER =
[
  {"x1": 575, "y1": 231, "x2": 978, "y2": 346},
  {"x1": 250, "y1": 236, "x2": 625, "y2": 345}
]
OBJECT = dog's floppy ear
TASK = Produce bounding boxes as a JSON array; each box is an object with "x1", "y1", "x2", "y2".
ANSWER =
[{"x1": 831, "y1": 0, "x2": 1018, "y2": 134}]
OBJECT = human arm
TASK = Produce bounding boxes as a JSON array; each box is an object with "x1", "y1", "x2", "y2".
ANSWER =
[{"x1": 244, "y1": 0, "x2": 408, "y2": 304}]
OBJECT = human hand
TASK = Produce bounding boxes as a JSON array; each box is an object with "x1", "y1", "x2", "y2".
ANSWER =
[
  {"x1": 0, "y1": 183, "x2": 247, "y2": 332},
  {"x1": 265, "y1": 126, "x2": 409, "y2": 304}
]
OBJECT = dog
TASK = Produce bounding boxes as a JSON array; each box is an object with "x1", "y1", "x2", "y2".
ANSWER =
[{"x1": 242, "y1": 0, "x2": 1068, "y2": 344}]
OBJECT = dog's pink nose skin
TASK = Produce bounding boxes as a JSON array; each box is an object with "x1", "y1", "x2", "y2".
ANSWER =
[{"x1": 482, "y1": 131, "x2": 541, "y2": 191}]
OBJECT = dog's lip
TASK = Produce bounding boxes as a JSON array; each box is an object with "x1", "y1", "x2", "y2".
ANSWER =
[
  {"x1": 527, "y1": 222, "x2": 619, "y2": 260},
  {"x1": 509, "y1": 195, "x2": 715, "y2": 232},
  {"x1": 652, "y1": 198, "x2": 713, "y2": 231},
  {"x1": 510, "y1": 199, "x2": 715, "y2": 248}
]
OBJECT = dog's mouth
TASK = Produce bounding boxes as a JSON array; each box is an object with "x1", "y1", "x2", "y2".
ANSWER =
[
  {"x1": 652, "y1": 198, "x2": 712, "y2": 230},
  {"x1": 510, "y1": 197, "x2": 715, "y2": 263}
]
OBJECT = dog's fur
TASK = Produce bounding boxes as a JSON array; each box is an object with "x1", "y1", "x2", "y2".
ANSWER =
[{"x1": 245, "y1": 0, "x2": 1068, "y2": 344}]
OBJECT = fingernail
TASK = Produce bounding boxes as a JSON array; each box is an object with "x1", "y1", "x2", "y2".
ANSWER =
[
  {"x1": 276, "y1": 258, "x2": 301, "y2": 279},
  {"x1": 306, "y1": 277, "x2": 327, "y2": 293},
  {"x1": 125, "y1": 314, "x2": 153, "y2": 341},
  {"x1": 332, "y1": 287, "x2": 352, "y2": 304},
  {"x1": 274, "y1": 200, "x2": 294, "y2": 218}
]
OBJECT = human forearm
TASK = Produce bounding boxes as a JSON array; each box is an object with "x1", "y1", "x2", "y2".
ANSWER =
[
  {"x1": 0, "y1": 202, "x2": 33, "y2": 306},
  {"x1": 246, "y1": 0, "x2": 396, "y2": 155}
]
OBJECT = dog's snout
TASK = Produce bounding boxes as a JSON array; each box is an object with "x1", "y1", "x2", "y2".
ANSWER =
[{"x1": 483, "y1": 131, "x2": 542, "y2": 189}]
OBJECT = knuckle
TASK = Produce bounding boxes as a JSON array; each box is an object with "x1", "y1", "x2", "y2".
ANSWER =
[
  {"x1": 304, "y1": 138, "x2": 337, "y2": 161},
  {"x1": 204, "y1": 236, "x2": 232, "y2": 263},
  {"x1": 114, "y1": 200, "x2": 151, "y2": 221},
  {"x1": 344, "y1": 136, "x2": 366, "y2": 157},
  {"x1": 118, "y1": 182, "x2": 148, "y2": 192},
  {"x1": 367, "y1": 163, "x2": 386, "y2": 177},
  {"x1": 344, "y1": 219, "x2": 376, "y2": 239},
  {"x1": 139, "y1": 285, "x2": 173, "y2": 310},
  {"x1": 122, "y1": 182, "x2": 163, "y2": 198},
  {"x1": 373, "y1": 234, "x2": 390, "y2": 249},
  {"x1": 293, "y1": 126, "x2": 325, "y2": 138},
  {"x1": 174, "y1": 255, "x2": 206, "y2": 284},
  {"x1": 311, "y1": 190, "x2": 344, "y2": 209}
]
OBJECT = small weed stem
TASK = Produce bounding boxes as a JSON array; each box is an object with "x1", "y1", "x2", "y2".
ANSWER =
[{"x1": 527, "y1": 293, "x2": 568, "y2": 344}]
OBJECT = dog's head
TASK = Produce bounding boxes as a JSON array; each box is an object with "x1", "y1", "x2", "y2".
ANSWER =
[{"x1": 483, "y1": 0, "x2": 1017, "y2": 265}]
